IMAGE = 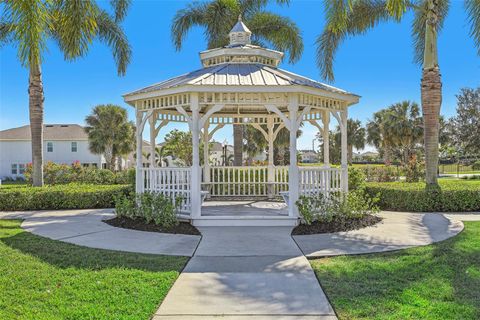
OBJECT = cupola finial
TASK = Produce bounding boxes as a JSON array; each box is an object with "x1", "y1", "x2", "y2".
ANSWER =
[{"x1": 229, "y1": 14, "x2": 252, "y2": 46}]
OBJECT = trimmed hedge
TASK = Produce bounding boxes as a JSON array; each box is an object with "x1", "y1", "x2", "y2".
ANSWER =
[
  {"x1": 0, "y1": 183, "x2": 131, "y2": 211},
  {"x1": 365, "y1": 180, "x2": 480, "y2": 212}
]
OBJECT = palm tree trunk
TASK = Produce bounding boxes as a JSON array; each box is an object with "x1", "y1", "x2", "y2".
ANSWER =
[
  {"x1": 348, "y1": 144, "x2": 353, "y2": 163},
  {"x1": 233, "y1": 124, "x2": 243, "y2": 166},
  {"x1": 421, "y1": 67, "x2": 441, "y2": 186},
  {"x1": 422, "y1": 0, "x2": 441, "y2": 187},
  {"x1": 29, "y1": 63, "x2": 44, "y2": 187}
]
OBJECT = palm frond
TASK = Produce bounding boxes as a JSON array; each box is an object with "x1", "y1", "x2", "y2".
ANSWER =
[
  {"x1": 204, "y1": 0, "x2": 239, "y2": 48},
  {"x1": 317, "y1": 0, "x2": 392, "y2": 81},
  {"x1": 248, "y1": 12, "x2": 303, "y2": 63},
  {"x1": 0, "y1": 21, "x2": 14, "y2": 46},
  {"x1": 465, "y1": 0, "x2": 480, "y2": 55},
  {"x1": 411, "y1": 0, "x2": 450, "y2": 65},
  {"x1": 385, "y1": 0, "x2": 408, "y2": 19},
  {"x1": 51, "y1": 0, "x2": 98, "y2": 61},
  {"x1": 171, "y1": 2, "x2": 208, "y2": 50},
  {"x1": 110, "y1": 0, "x2": 131, "y2": 22},
  {"x1": 95, "y1": 11, "x2": 131, "y2": 76},
  {"x1": 3, "y1": 0, "x2": 51, "y2": 67}
]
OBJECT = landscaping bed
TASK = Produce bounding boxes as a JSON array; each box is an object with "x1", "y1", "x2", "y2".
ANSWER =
[
  {"x1": 292, "y1": 214, "x2": 382, "y2": 235},
  {"x1": 105, "y1": 216, "x2": 201, "y2": 235},
  {"x1": 365, "y1": 179, "x2": 480, "y2": 212},
  {"x1": 311, "y1": 221, "x2": 480, "y2": 320},
  {"x1": 0, "y1": 183, "x2": 131, "y2": 211},
  {"x1": 0, "y1": 219, "x2": 187, "y2": 320}
]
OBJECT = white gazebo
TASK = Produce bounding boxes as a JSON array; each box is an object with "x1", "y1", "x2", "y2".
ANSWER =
[{"x1": 123, "y1": 17, "x2": 359, "y2": 226}]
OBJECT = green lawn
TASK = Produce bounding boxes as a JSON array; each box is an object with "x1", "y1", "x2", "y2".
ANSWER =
[
  {"x1": 366, "y1": 178, "x2": 480, "y2": 190},
  {"x1": 311, "y1": 221, "x2": 480, "y2": 320},
  {"x1": 0, "y1": 219, "x2": 188, "y2": 320}
]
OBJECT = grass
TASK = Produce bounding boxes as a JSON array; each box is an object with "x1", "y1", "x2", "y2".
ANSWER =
[
  {"x1": 311, "y1": 221, "x2": 480, "y2": 320},
  {"x1": 0, "y1": 219, "x2": 188, "y2": 320},
  {"x1": 366, "y1": 178, "x2": 480, "y2": 190}
]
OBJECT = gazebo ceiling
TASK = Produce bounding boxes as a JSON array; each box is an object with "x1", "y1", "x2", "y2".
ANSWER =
[{"x1": 123, "y1": 16, "x2": 359, "y2": 115}]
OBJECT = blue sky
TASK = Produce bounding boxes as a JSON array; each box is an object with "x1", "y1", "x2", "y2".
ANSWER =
[{"x1": 1, "y1": 0, "x2": 479, "y2": 151}]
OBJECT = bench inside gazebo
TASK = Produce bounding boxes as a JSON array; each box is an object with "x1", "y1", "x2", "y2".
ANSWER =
[{"x1": 123, "y1": 17, "x2": 359, "y2": 226}]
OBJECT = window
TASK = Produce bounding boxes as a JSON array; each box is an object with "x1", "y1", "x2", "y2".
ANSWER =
[
  {"x1": 71, "y1": 142, "x2": 77, "y2": 152},
  {"x1": 11, "y1": 164, "x2": 18, "y2": 175},
  {"x1": 47, "y1": 142, "x2": 53, "y2": 152},
  {"x1": 19, "y1": 164, "x2": 26, "y2": 174}
]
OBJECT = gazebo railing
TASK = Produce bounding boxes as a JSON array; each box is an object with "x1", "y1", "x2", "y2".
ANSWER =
[
  {"x1": 140, "y1": 167, "x2": 192, "y2": 214},
  {"x1": 206, "y1": 166, "x2": 289, "y2": 197},
  {"x1": 299, "y1": 167, "x2": 342, "y2": 196}
]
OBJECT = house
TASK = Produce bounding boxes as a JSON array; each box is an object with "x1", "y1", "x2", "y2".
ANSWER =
[
  {"x1": 299, "y1": 150, "x2": 319, "y2": 163},
  {"x1": 0, "y1": 124, "x2": 105, "y2": 179}
]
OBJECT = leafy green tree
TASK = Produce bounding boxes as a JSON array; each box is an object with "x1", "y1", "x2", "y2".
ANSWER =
[
  {"x1": 171, "y1": 0, "x2": 303, "y2": 166},
  {"x1": 162, "y1": 130, "x2": 206, "y2": 166},
  {"x1": 0, "y1": 0, "x2": 131, "y2": 186},
  {"x1": 84, "y1": 105, "x2": 135, "y2": 171},
  {"x1": 337, "y1": 119, "x2": 365, "y2": 162},
  {"x1": 316, "y1": 0, "x2": 480, "y2": 187},
  {"x1": 449, "y1": 87, "x2": 480, "y2": 156}
]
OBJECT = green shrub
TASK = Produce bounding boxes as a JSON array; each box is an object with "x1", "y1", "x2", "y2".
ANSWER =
[
  {"x1": 365, "y1": 180, "x2": 480, "y2": 212},
  {"x1": 348, "y1": 167, "x2": 366, "y2": 191},
  {"x1": 296, "y1": 190, "x2": 379, "y2": 225},
  {"x1": 24, "y1": 161, "x2": 133, "y2": 185},
  {"x1": 461, "y1": 175, "x2": 480, "y2": 180},
  {"x1": 0, "y1": 184, "x2": 131, "y2": 211},
  {"x1": 403, "y1": 155, "x2": 425, "y2": 183},
  {"x1": 114, "y1": 192, "x2": 182, "y2": 229}
]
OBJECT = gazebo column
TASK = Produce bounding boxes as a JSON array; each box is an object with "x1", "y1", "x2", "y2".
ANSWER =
[
  {"x1": 190, "y1": 94, "x2": 202, "y2": 218},
  {"x1": 149, "y1": 112, "x2": 157, "y2": 167},
  {"x1": 340, "y1": 108, "x2": 348, "y2": 192},
  {"x1": 288, "y1": 95, "x2": 299, "y2": 217},
  {"x1": 203, "y1": 121, "x2": 210, "y2": 186},
  {"x1": 322, "y1": 110, "x2": 330, "y2": 167},
  {"x1": 135, "y1": 109, "x2": 152, "y2": 193},
  {"x1": 267, "y1": 115, "x2": 275, "y2": 198}
]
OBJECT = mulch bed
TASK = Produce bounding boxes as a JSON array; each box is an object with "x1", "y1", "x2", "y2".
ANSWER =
[
  {"x1": 292, "y1": 214, "x2": 382, "y2": 235},
  {"x1": 104, "y1": 216, "x2": 201, "y2": 236}
]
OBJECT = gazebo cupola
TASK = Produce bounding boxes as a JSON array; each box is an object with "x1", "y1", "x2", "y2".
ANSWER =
[
  {"x1": 123, "y1": 18, "x2": 360, "y2": 226},
  {"x1": 200, "y1": 15, "x2": 283, "y2": 68}
]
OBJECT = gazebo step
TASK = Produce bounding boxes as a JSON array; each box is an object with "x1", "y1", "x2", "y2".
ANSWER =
[{"x1": 192, "y1": 216, "x2": 299, "y2": 227}]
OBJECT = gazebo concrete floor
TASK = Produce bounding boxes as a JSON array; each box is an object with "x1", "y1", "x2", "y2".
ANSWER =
[{"x1": 201, "y1": 200, "x2": 288, "y2": 217}]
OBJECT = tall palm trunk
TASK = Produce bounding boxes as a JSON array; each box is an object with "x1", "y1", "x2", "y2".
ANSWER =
[
  {"x1": 422, "y1": 0, "x2": 441, "y2": 187},
  {"x1": 29, "y1": 64, "x2": 44, "y2": 187},
  {"x1": 348, "y1": 144, "x2": 353, "y2": 163},
  {"x1": 233, "y1": 124, "x2": 243, "y2": 166}
]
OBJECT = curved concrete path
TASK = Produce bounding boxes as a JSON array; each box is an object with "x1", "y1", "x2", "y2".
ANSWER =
[
  {"x1": 0, "y1": 209, "x2": 200, "y2": 256},
  {"x1": 294, "y1": 211, "x2": 465, "y2": 257}
]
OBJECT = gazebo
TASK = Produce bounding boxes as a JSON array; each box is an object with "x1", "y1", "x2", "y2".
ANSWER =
[{"x1": 123, "y1": 17, "x2": 359, "y2": 226}]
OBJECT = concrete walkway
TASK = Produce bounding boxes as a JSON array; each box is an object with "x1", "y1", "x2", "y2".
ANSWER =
[
  {"x1": 0, "y1": 209, "x2": 200, "y2": 256},
  {"x1": 154, "y1": 226, "x2": 336, "y2": 319}
]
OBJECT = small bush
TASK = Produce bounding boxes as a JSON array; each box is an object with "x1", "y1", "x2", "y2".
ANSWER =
[
  {"x1": 348, "y1": 167, "x2": 366, "y2": 191},
  {"x1": 365, "y1": 180, "x2": 480, "y2": 212},
  {"x1": 472, "y1": 161, "x2": 480, "y2": 171},
  {"x1": 403, "y1": 155, "x2": 425, "y2": 183},
  {"x1": 114, "y1": 192, "x2": 182, "y2": 229},
  {"x1": 296, "y1": 190, "x2": 379, "y2": 225},
  {"x1": 361, "y1": 165, "x2": 401, "y2": 182},
  {"x1": 0, "y1": 184, "x2": 131, "y2": 211}
]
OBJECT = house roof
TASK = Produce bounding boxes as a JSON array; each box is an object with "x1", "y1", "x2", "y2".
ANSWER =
[
  {"x1": 124, "y1": 63, "x2": 352, "y2": 97},
  {"x1": 0, "y1": 124, "x2": 88, "y2": 141}
]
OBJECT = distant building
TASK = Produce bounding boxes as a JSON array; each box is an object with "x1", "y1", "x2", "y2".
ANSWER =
[
  {"x1": 0, "y1": 124, "x2": 106, "y2": 179},
  {"x1": 353, "y1": 151, "x2": 380, "y2": 162},
  {"x1": 299, "y1": 150, "x2": 319, "y2": 163}
]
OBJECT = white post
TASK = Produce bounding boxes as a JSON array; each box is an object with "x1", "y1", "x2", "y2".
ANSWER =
[
  {"x1": 135, "y1": 109, "x2": 144, "y2": 193},
  {"x1": 149, "y1": 112, "x2": 156, "y2": 168},
  {"x1": 267, "y1": 115, "x2": 275, "y2": 198},
  {"x1": 203, "y1": 121, "x2": 210, "y2": 184},
  {"x1": 340, "y1": 108, "x2": 348, "y2": 192},
  {"x1": 322, "y1": 110, "x2": 330, "y2": 167},
  {"x1": 190, "y1": 93, "x2": 202, "y2": 218},
  {"x1": 288, "y1": 95, "x2": 299, "y2": 217}
]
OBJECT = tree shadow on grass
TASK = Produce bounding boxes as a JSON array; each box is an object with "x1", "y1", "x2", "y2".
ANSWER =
[
  {"x1": 312, "y1": 221, "x2": 480, "y2": 320},
  {"x1": 0, "y1": 220, "x2": 188, "y2": 273}
]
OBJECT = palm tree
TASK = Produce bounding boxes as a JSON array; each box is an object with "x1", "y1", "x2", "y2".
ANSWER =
[
  {"x1": 171, "y1": 0, "x2": 304, "y2": 167},
  {"x1": 337, "y1": 119, "x2": 366, "y2": 163},
  {"x1": 0, "y1": 0, "x2": 131, "y2": 186},
  {"x1": 316, "y1": 0, "x2": 480, "y2": 187},
  {"x1": 85, "y1": 105, "x2": 135, "y2": 171}
]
